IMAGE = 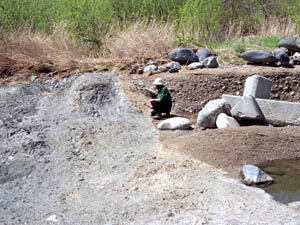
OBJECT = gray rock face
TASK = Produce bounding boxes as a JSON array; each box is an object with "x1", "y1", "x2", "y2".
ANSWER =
[
  {"x1": 243, "y1": 75, "x2": 272, "y2": 99},
  {"x1": 197, "y1": 99, "x2": 231, "y2": 128},
  {"x1": 146, "y1": 60, "x2": 158, "y2": 66},
  {"x1": 272, "y1": 49, "x2": 291, "y2": 66},
  {"x1": 243, "y1": 165, "x2": 274, "y2": 185},
  {"x1": 157, "y1": 117, "x2": 191, "y2": 130},
  {"x1": 196, "y1": 48, "x2": 212, "y2": 61},
  {"x1": 240, "y1": 50, "x2": 276, "y2": 63},
  {"x1": 231, "y1": 95, "x2": 266, "y2": 123},
  {"x1": 216, "y1": 113, "x2": 240, "y2": 128},
  {"x1": 168, "y1": 48, "x2": 198, "y2": 64},
  {"x1": 278, "y1": 39, "x2": 300, "y2": 53},
  {"x1": 202, "y1": 56, "x2": 219, "y2": 68}
]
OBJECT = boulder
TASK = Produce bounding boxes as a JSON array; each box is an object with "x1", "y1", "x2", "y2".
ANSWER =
[
  {"x1": 272, "y1": 49, "x2": 290, "y2": 66},
  {"x1": 166, "y1": 61, "x2": 181, "y2": 70},
  {"x1": 216, "y1": 113, "x2": 240, "y2": 128},
  {"x1": 157, "y1": 117, "x2": 191, "y2": 130},
  {"x1": 197, "y1": 99, "x2": 232, "y2": 128},
  {"x1": 292, "y1": 52, "x2": 300, "y2": 62},
  {"x1": 168, "y1": 48, "x2": 198, "y2": 64},
  {"x1": 231, "y1": 95, "x2": 266, "y2": 123},
  {"x1": 169, "y1": 68, "x2": 179, "y2": 73},
  {"x1": 143, "y1": 65, "x2": 157, "y2": 73},
  {"x1": 278, "y1": 39, "x2": 300, "y2": 53},
  {"x1": 240, "y1": 50, "x2": 276, "y2": 64},
  {"x1": 201, "y1": 56, "x2": 219, "y2": 68},
  {"x1": 188, "y1": 62, "x2": 205, "y2": 69},
  {"x1": 243, "y1": 75, "x2": 272, "y2": 99},
  {"x1": 158, "y1": 66, "x2": 168, "y2": 72},
  {"x1": 196, "y1": 48, "x2": 212, "y2": 61},
  {"x1": 242, "y1": 165, "x2": 274, "y2": 185}
]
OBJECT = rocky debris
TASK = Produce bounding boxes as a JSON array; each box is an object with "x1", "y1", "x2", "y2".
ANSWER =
[
  {"x1": 243, "y1": 165, "x2": 274, "y2": 185},
  {"x1": 272, "y1": 48, "x2": 291, "y2": 67},
  {"x1": 168, "y1": 48, "x2": 198, "y2": 64},
  {"x1": 158, "y1": 65, "x2": 168, "y2": 72},
  {"x1": 187, "y1": 62, "x2": 205, "y2": 69},
  {"x1": 201, "y1": 56, "x2": 219, "y2": 68},
  {"x1": 231, "y1": 95, "x2": 266, "y2": 123},
  {"x1": 240, "y1": 50, "x2": 277, "y2": 64},
  {"x1": 143, "y1": 65, "x2": 157, "y2": 73},
  {"x1": 243, "y1": 75, "x2": 272, "y2": 99},
  {"x1": 197, "y1": 99, "x2": 231, "y2": 128},
  {"x1": 278, "y1": 39, "x2": 300, "y2": 54},
  {"x1": 157, "y1": 117, "x2": 191, "y2": 130},
  {"x1": 216, "y1": 113, "x2": 240, "y2": 128},
  {"x1": 196, "y1": 48, "x2": 212, "y2": 62},
  {"x1": 168, "y1": 67, "x2": 179, "y2": 73}
]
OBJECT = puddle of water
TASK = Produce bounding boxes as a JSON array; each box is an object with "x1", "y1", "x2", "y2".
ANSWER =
[{"x1": 257, "y1": 159, "x2": 300, "y2": 204}]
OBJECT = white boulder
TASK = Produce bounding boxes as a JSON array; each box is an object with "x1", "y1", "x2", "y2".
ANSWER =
[
  {"x1": 157, "y1": 117, "x2": 191, "y2": 130},
  {"x1": 197, "y1": 99, "x2": 231, "y2": 128},
  {"x1": 143, "y1": 65, "x2": 157, "y2": 73},
  {"x1": 166, "y1": 61, "x2": 181, "y2": 70},
  {"x1": 216, "y1": 113, "x2": 240, "y2": 128},
  {"x1": 243, "y1": 165, "x2": 274, "y2": 185}
]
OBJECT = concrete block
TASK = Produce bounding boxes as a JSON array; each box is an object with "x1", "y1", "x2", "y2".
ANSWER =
[
  {"x1": 231, "y1": 95, "x2": 266, "y2": 123},
  {"x1": 243, "y1": 75, "x2": 272, "y2": 99},
  {"x1": 222, "y1": 94, "x2": 300, "y2": 126}
]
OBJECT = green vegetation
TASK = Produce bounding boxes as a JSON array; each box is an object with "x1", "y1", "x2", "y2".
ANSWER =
[{"x1": 0, "y1": 0, "x2": 299, "y2": 48}]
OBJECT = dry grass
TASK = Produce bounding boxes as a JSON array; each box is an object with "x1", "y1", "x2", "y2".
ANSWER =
[
  {"x1": 101, "y1": 22, "x2": 175, "y2": 69},
  {"x1": 0, "y1": 26, "x2": 101, "y2": 85},
  {"x1": 261, "y1": 16, "x2": 298, "y2": 37}
]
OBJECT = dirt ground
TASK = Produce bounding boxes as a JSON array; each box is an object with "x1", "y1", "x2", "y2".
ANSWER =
[{"x1": 127, "y1": 64, "x2": 300, "y2": 177}]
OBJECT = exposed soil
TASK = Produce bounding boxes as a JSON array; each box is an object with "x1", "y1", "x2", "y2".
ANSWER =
[{"x1": 129, "y1": 64, "x2": 300, "y2": 177}]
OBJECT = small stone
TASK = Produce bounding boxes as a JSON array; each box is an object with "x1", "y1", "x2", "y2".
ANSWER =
[
  {"x1": 216, "y1": 113, "x2": 240, "y2": 128},
  {"x1": 158, "y1": 117, "x2": 191, "y2": 130},
  {"x1": 196, "y1": 48, "x2": 212, "y2": 61},
  {"x1": 30, "y1": 76, "x2": 38, "y2": 82},
  {"x1": 0, "y1": 119, "x2": 3, "y2": 126},
  {"x1": 143, "y1": 65, "x2": 157, "y2": 73},
  {"x1": 146, "y1": 60, "x2": 158, "y2": 66},
  {"x1": 169, "y1": 68, "x2": 179, "y2": 73},
  {"x1": 166, "y1": 61, "x2": 181, "y2": 70},
  {"x1": 158, "y1": 66, "x2": 168, "y2": 72},
  {"x1": 188, "y1": 62, "x2": 205, "y2": 69},
  {"x1": 201, "y1": 56, "x2": 219, "y2": 68},
  {"x1": 46, "y1": 215, "x2": 58, "y2": 223}
]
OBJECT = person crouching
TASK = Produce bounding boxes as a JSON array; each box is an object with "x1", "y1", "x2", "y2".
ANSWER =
[{"x1": 150, "y1": 78, "x2": 172, "y2": 120}]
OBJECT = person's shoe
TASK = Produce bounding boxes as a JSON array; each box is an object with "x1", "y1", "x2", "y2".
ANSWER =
[{"x1": 151, "y1": 110, "x2": 156, "y2": 117}]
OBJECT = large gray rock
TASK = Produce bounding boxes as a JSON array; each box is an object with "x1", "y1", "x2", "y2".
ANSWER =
[
  {"x1": 202, "y1": 56, "x2": 219, "y2": 68},
  {"x1": 197, "y1": 99, "x2": 231, "y2": 128},
  {"x1": 243, "y1": 75, "x2": 272, "y2": 99},
  {"x1": 231, "y1": 95, "x2": 266, "y2": 123},
  {"x1": 243, "y1": 165, "x2": 274, "y2": 185},
  {"x1": 223, "y1": 94, "x2": 300, "y2": 126},
  {"x1": 278, "y1": 39, "x2": 300, "y2": 53},
  {"x1": 272, "y1": 49, "x2": 291, "y2": 66},
  {"x1": 196, "y1": 48, "x2": 212, "y2": 61},
  {"x1": 216, "y1": 113, "x2": 240, "y2": 129},
  {"x1": 240, "y1": 50, "x2": 276, "y2": 64},
  {"x1": 168, "y1": 48, "x2": 198, "y2": 64},
  {"x1": 157, "y1": 117, "x2": 191, "y2": 130}
]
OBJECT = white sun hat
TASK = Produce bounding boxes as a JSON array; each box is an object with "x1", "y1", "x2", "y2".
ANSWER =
[{"x1": 153, "y1": 78, "x2": 164, "y2": 85}]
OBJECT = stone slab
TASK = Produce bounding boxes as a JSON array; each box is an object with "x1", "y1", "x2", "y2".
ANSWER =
[
  {"x1": 223, "y1": 94, "x2": 300, "y2": 126},
  {"x1": 231, "y1": 95, "x2": 266, "y2": 123},
  {"x1": 243, "y1": 75, "x2": 272, "y2": 99}
]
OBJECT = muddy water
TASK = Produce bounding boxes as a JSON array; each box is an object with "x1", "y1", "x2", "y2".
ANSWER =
[{"x1": 258, "y1": 159, "x2": 300, "y2": 204}]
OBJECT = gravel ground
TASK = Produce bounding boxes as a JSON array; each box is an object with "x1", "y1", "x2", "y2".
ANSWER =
[{"x1": 0, "y1": 72, "x2": 300, "y2": 225}]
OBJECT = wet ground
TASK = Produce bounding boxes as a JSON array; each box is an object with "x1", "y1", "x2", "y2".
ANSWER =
[{"x1": 258, "y1": 159, "x2": 300, "y2": 204}]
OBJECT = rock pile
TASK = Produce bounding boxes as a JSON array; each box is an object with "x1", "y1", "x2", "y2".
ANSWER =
[
  {"x1": 142, "y1": 47, "x2": 219, "y2": 74},
  {"x1": 197, "y1": 74, "x2": 300, "y2": 128},
  {"x1": 240, "y1": 37, "x2": 300, "y2": 67}
]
